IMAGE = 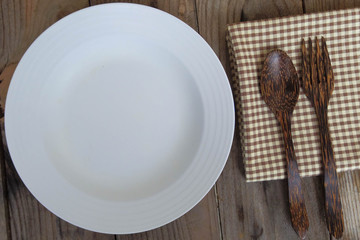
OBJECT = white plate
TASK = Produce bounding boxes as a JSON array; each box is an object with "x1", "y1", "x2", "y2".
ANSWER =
[{"x1": 5, "y1": 3, "x2": 234, "y2": 234}]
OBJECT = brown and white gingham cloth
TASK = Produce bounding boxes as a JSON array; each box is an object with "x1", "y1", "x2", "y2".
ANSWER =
[{"x1": 227, "y1": 8, "x2": 360, "y2": 182}]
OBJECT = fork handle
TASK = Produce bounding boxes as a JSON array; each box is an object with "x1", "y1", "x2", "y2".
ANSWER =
[
  {"x1": 317, "y1": 110, "x2": 344, "y2": 239},
  {"x1": 280, "y1": 113, "x2": 309, "y2": 239}
]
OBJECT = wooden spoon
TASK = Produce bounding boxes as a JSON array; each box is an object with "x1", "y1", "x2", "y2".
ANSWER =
[{"x1": 260, "y1": 50, "x2": 309, "y2": 239}]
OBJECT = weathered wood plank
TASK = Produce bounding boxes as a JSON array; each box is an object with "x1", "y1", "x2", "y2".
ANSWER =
[
  {"x1": 0, "y1": 119, "x2": 9, "y2": 240},
  {"x1": 0, "y1": 66, "x2": 15, "y2": 240},
  {"x1": 303, "y1": 0, "x2": 360, "y2": 13},
  {"x1": 241, "y1": 0, "x2": 303, "y2": 21},
  {"x1": 2, "y1": 1, "x2": 358, "y2": 239},
  {"x1": 0, "y1": 64, "x2": 16, "y2": 111},
  {"x1": 338, "y1": 171, "x2": 360, "y2": 240},
  {"x1": 195, "y1": 0, "x2": 245, "y2": 70},
  {"x1": 0, "y1": 65, "x2": 16, "y2": 240},
  {"x1": 89, "y1": 1, "x2": 221, "y2": 240}
]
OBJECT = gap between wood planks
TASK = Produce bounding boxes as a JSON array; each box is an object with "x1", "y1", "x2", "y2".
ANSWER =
[{"x1": 214, "y1": 185, "x2": 224, "y2": 240}]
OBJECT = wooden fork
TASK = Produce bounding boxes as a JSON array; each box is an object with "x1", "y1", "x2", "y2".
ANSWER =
[{"x1": 301, "y1": 37, "x2": 344, "y2": 239}]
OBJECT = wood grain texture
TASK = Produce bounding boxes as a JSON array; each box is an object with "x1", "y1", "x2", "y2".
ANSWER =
[
  {"x1": 196, "y1": 0, "x2": 245, "y2": 69},
  {"x1": 0, "y1": 119, "x2": 9, "y2": 240},
  {"x1": 241, "y1": 0, "x2": 303, "y2": 21},
  {"x1": 216, "y1": 135, "x2": 297, "y2": 240},
  {"x1": 338, "y1": 171, "x2": 360, "y2": 240},
  {"x1": 0, "y1": 64, "x2": 17, "y2": 115},
  {"x1": 90, "y1": 0, "x2": 198, "y2": 30},
  {"x1": 1, "y1": 1, "x2": 360, "y2": 240},
  {"x1": 0, "y1": 68, "x2": 8, "y2": 240},
  {"x1": 303, "y1": 0, "x2": 360, "y2": 13}
]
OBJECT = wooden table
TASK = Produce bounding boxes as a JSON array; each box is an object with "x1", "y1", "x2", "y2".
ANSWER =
[{"x1": 1, "y1": 0, "x2": 359, "y2": 239}]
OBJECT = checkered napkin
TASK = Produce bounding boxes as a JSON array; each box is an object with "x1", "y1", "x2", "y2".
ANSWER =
[{"x1": 227, "y1": 8, "x2": 360, "y2": 182}]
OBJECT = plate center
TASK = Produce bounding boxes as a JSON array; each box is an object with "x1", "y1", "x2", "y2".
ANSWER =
[{"x1": 42, "y1": 42, "x2": 204, "y2": 201}]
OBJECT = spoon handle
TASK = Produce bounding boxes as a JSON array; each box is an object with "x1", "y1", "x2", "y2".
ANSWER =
[
  {"x1": 317, "y1": 108, "x2": 344, "y2": 239},
  {"x1": 280, "y1": 113, "x2": 309, "y2": 239}
]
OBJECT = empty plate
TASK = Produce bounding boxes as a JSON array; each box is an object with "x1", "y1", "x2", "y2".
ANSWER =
[{"x1": 5, "y1": 3, "x2": 234, "y2": 234}]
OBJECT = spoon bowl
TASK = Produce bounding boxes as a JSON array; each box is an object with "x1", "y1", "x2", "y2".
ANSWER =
[{"x1": 260, "y1": 50, "x2": 299, "y2": 117}]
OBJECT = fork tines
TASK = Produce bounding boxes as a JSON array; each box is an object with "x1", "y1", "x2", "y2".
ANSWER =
[{"x1": 301, "y1": 37, "x2": 334, "y2": 104}]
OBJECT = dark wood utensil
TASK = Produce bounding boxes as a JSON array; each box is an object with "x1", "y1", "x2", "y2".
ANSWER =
[
  {"x1": 260, "y1": 50, "x2": 309, "y2": 239},
  {"x1": 301, "y1": 37, "x2": 344, "y2": 239}
]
